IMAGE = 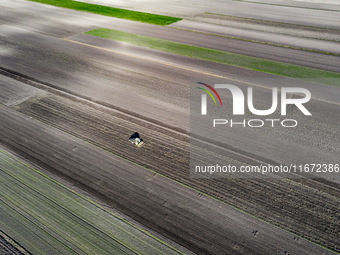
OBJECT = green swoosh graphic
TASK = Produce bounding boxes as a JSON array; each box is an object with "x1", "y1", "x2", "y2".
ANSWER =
[{"x1": 197, "y1": 87, "x2": 217, "y2": 106}]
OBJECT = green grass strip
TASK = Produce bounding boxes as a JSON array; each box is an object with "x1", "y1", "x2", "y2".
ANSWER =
[
  {"x1": 27, "y1": 0, "x2": 181, "y2": 25},
  {"x1": 85, "y1": 28, "x2": 340, "y2": 87}
]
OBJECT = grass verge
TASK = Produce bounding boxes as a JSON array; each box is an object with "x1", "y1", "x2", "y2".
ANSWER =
[
  {"x1": 85, "y1": 28, "x2": 340, "y2": 87},
  {"x1": 27, "y1": 0, "x2": 181, "y2": 25}
]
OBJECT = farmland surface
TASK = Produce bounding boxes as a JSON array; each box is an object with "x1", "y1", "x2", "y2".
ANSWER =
[
  {"x1": 0, "y1": 147, "x2": 184, "y2": 255},
  {"x1": 12, "y1": 91, "x2": 340, "y2": 253},
  {"x1": 0, "y1": 0, "x2": 339, "y2": 254}
]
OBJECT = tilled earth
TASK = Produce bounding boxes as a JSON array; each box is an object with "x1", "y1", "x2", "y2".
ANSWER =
[
  {"x1": 14, "y1": 93, "x2": 340, "y2": 253},
  {"x1": 0, "y1": 231, "x2": 28, "y2": 255}
]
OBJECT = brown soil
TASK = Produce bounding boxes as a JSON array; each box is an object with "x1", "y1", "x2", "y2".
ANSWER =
[
  {"x1": 14, "y1": 94, "x2": 340, "y2": 253},
  {"x1": 0, "y1": 231, "x2": 29, "y2": 255}
]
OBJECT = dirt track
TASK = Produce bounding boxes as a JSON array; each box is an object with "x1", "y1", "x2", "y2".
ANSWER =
[{"x1": 11, "y1": 93, "x2": 340, "y2": 253}]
